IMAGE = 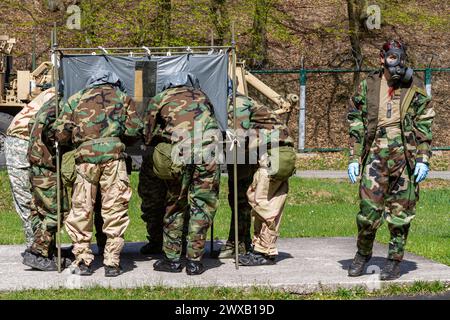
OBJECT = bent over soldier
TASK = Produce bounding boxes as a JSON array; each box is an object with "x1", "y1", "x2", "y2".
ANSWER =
[
  {"x1": 5, "y1": 88, "x2": 55, "y2": 249},
  {"x1": 53, "y1": 70, "x2": 142, "y2": 277},
  {"x1": 22, "y1": 94, "x2": 72, "y2": 271},
  {"x1": 347, "y1": 40, "x2": 434, "y2": 280},
  {"x1": 229, "y1": 94, "x2": 296, "y2": 266},
  {"x1": 142, "y1": 72, "x2": 220, "y2": 275}
]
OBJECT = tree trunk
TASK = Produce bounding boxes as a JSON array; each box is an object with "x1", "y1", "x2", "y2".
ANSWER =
[
  {"x1": 156, "y1": 0, "x2": 172, "y2": 45},
  {"x1": 249, "y1": 0, "x2": 273, "y2": 68},
  {"x1": 346, "y1": 0, "x2": 367, "y2": 91},
  {"x1": 209, "y1": 0, "x2": 230, "y2": 45}
]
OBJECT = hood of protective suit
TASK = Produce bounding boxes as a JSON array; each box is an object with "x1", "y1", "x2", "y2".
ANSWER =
[
  {"x1": 86, "y1": 70, "x2": 123, "y2": 89},
  {"x1": 162, "y1": 72, "x2": 200, "y2": 91}
]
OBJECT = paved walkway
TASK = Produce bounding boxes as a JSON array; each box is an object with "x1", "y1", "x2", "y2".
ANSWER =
[
  {"x1": 1, "y1": 238, "x2": 449, "y2": 293},
  {"x1": 295, "y1": 170, "x2": 450, "y2": 180}
]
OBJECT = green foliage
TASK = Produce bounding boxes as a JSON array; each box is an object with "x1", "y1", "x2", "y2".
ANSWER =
[
  {"x1": 2, "y1": 0, "x2": 449, "y2": 68},
  {"x1": 379, "y1": 1, "x2": 449, "y2": 30},
  {"x1": 267, "y1": 8, "x2": 302, "y2": 48}
]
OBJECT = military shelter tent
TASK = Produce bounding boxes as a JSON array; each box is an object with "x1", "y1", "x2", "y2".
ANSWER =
[{"x1": 60, "y1": 52, "x2": 229, "y2": 131}]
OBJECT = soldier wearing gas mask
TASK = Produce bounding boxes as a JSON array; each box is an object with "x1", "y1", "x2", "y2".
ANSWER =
[{"x1": 347, "y1": 40, "x2": 435, "y2": 280}]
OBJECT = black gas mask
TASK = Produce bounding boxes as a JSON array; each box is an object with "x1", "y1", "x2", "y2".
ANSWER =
[{"x1": 383, "y1": 47, "x2": 413, "y2": 83}]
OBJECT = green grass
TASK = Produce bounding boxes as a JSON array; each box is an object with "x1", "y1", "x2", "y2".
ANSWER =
[
  {"x1": 0, "y1": 170, "x2": 449, "y2": 299},
  {"x1": 295, "y1": 151, "x2": 450, "y2": 171},
  {"x1": 0, "y1": 281, "x2": 448, "y2": 300},
  {"x1": 1, "y1": 170, "x2": 449, "y2": 265}
]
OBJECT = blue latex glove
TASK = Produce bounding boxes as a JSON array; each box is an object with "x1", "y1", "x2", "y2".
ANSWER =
[
  {"x1": 414, "y1": 163, "x2": 429, "y2": 183},
  {"x1": 348, "y1": 163, "x2": 359, "y2": 184}
]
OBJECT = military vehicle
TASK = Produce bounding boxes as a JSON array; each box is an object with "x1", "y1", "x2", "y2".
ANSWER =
[{"x1": 0, "y1": 35, "x2": 52, "y2": 163}]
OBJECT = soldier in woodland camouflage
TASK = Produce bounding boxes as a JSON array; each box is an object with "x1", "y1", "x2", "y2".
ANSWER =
[
  {"x1": 53, "y1": 70, "x2": 143, "y2": 277},
  {"x1": 224, "y1": 93, "x2": 295, "y2": 266},
  {"x1": 142, "y1": 72, "x2": 220, "y2": 275},
  {"x1": 4, "y1": 88, "x2": 55, "y2": 249},
  {"x1": 347, "y1": 40, "x2": 434, "y2": 280},
  {"x1": 22, "y1": 93, "x2": 75, "y2": 271}
]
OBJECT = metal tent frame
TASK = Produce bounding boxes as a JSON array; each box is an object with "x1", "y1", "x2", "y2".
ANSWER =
[{"x1": 50, "y1": 25, "x2": 241, "y2": 271}]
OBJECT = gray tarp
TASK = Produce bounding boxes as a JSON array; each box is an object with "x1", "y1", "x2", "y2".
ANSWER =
[{"x1": 60, "y1": 53, "x2": 229, "y2": 130}]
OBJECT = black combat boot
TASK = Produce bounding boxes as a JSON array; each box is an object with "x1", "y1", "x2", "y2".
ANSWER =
[
  {"x1": 104, "y1": 265, "x2": 123, "y2": 277},
  {"x1": 153, "y1": 258, "x2": 183, "y2": 273},
  {"x1": 348, "y1": 252, "x2": 372, "y2": 277},
  {"x1": 238, "y1": 250, "x2": 276, "y2": 266},
  {"x1": 70, "y1": 262, "x2": 93, "y2": 276},
  {"x1": 185, "y1": 260, "x2": 205, "y2": 275},
  {"x1": 380, "y1": 259, "x2": 401, "y2": 280}
]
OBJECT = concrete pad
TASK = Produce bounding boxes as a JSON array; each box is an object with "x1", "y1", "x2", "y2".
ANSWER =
[
  {"x1": 0, "y1": 238, "x2": 449, "y2": 293},
  {"x1": 295, "y1": 170, "x2": 450, "y2": 180}
]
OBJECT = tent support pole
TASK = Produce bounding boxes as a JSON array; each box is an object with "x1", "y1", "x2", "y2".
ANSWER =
[
  {"x1": 51, "y1": 24, "x2": 62, "y2": 273},
  {"x1": 231, "y1": 22, "x2": 239, "y2": 270}
]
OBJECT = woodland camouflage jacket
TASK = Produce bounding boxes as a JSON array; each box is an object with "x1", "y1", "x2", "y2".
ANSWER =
[
  {"x1": 228, "y1": 94, "x2": 293, "y2": 150},
  {"x1": 53, "y1": 84, "x2": 143, "y2": 164},
  {"x1": 142, "y1": 86, "x2": 219, "y2": 146},
  {"x1": 348, "y1": 70, "x2": 434, "y2": 169},
  {"x1": 28, "y1": 96, "x2": 58, "y2": 170}
]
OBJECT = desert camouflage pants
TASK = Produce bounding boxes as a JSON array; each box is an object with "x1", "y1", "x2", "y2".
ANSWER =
[
  {"x1": 4, "y1": 136, "x2": 33, "y2": 248},
  {"x1": 163, "y1": 162, "x2": 220, "y2": 262},
  {"x1": 247, "y1": 157, "x2": 289, "y2": 256},
  {"x1": 225, "y1": 164, "x2": 258, "y2": 250},
  {"x1": 65, "y1": 159, "x2": 131, "y2": 267},
  {"x1": 357, "y1": 127, "x2": 418, "y2": 261}
]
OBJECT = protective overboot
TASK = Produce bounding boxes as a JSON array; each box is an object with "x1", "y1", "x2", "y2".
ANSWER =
[
  {"x1": 22, "y1": 249, "x2": 37, "y2": 268},
  {"x1": 51, "y1": 255, "x2": 72, "y2": 269},
  {"x1": 348, "y1": 252, "x2": 372, "y2": 277},
  {"x1": 185, "y1": 260, "x2": 205, "y2": 275},
  {"x1": 48, "y1": 246, "x2": 74, "y2": 268},
  {"x1": 22, "y1": 249, "x2": 58, "y2": 271},
  {"x1": 238, "y1": 251, "x2": 276, "y2": 266},
  {"x1": 140, "y1": 242, "x2": 163, "y2": 255},
  {"x1": 70, "y1": 262, "x2": 93, "y2": 276},
  {"x1": 380, "y1": 259, "x2": 401, "y2": 281},
  {"x1": 217, "y1": 241, "x2": 247, "y2": 259},
  {"x1": 153, "y1": 258, "x2": 183, "y2": 273},
  {"x1": 105, "y1": 265, "x2": 123, "y2": 277}
]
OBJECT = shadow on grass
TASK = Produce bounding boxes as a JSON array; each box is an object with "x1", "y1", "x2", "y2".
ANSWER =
[{"x1": 338, "y1": 257, "x2": 418, "y2": 277}]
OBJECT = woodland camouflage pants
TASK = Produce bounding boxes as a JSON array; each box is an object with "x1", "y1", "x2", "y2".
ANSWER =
[{"x1": 357, "y1": 127, "x2": 418, "y2": 261}]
